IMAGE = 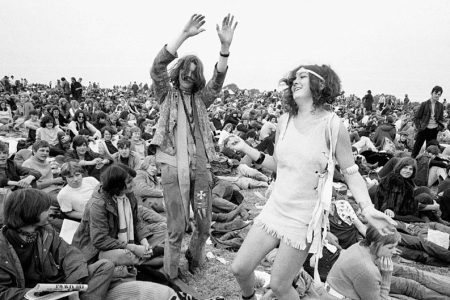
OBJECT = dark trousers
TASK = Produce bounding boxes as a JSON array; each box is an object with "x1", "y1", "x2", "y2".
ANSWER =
[
  {"x1": 399, "y1": 232, "x2": 450, "y2": 266},
  {"x1": 412, "y1": 127, "x2": 438, "y2": 158}
]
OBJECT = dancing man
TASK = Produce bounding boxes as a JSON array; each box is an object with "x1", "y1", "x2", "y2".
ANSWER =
[{"x1": 150, "y1": 14, "x2": 237, "y2": 281}]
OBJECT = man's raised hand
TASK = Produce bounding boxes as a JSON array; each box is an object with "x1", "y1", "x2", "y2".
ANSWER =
[
  {"x1": 216, "y1": 14, "x2": 238, "y2": 47},
  {"x1": 182, "y1": 14, "x2": 206, "y2": 38}
]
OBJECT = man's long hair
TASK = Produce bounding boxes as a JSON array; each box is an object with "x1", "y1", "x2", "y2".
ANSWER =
[{"x1": 169, "y1": 55, "x2": 206, "y2": 94}]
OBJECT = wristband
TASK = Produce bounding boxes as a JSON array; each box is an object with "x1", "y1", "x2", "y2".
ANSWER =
[
  {"x1": 254, "y1": 152, "x2": 266, "y2": 165},
  {"x1": 220, "y1": 52, "x2": 230, "y2": 57}
]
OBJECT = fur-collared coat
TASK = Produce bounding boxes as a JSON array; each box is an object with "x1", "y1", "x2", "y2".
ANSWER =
[{"x1": 374, "y1": 173, "x2": 418, "y2": 217}]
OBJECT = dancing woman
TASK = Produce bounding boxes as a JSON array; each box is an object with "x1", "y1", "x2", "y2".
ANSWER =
[{"x1": 227, "y1": 64, "x2": 395, "y2": 300}]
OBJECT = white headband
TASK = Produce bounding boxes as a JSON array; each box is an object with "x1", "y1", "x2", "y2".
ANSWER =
[{"x1": 296, "y1": 67, "x2": 324, "y2": 81}]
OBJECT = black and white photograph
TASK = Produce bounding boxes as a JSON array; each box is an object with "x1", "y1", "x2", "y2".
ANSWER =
[{"x1": 0, "y1": 0, "x2": 449, "y2": 299}]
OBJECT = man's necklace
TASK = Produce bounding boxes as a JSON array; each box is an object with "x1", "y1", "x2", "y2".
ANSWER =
[{"x1": 182, "y1": 92, "x2": 194, "y2": 123}]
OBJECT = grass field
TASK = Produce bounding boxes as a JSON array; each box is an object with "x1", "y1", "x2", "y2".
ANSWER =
[{"x1": 179, "y1": 187, "x2": 450, "y2": 300}]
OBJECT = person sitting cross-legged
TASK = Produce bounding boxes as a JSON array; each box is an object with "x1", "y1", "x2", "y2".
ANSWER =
[{"x1": 71, "y1": 163, "x2": 223, "y2": 300}]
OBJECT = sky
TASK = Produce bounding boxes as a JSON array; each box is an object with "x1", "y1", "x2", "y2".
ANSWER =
[{"x1": 1, "y1": 0, "x2": 449, "y2": 102}]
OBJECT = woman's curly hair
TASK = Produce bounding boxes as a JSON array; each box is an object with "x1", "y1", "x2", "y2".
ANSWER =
[{"x1": 279, "y1": 64, "x2": 341, "y2": 115}]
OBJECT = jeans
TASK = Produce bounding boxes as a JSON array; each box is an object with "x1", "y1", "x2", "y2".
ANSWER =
[
  {"x1": 390, "y1": 263, "x2": 450, "y2": 299},
  {"x1": 99, "y1": 249, "x2": 147, "y2": 266},
  {"x1": 399, "y1": 232, "x2": 450, "y2": 265},
  {"x1": 138, "y1": 206, "x2": 167, "y2": 248},
  {"x1": 402, "y1": 221, "x2": 450, "y2": 239},
  {"x1": 237, "y1": 164, "x2": 269, "y2": 182},
  {"x1": 81, "y1": 259, "x2": 115, "y2": 300},
  {"x1": 397, "y1": 221, "x2": 450, "y2": 244},
  {"x1": 217, "y1": 175, "x2": 269, "y2": 190},
  {"x1": 217, "y1": 166, "x2": 269, "y2": 190},
  {"x1": 161, "y1": 164, "x2": 212, "y2": 279}
]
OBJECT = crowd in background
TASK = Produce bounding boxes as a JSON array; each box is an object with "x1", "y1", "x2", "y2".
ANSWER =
[{"x1": 1, "y1": 74, "x2": 450, "y2": 299}]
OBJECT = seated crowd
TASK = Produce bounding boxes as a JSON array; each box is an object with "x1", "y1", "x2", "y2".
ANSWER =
[{"x1": 0, "y1": 77, "x2": 449, "y2": 299}]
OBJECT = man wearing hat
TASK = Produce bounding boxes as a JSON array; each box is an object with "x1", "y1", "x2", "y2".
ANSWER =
[{"x1": 412, "y1": 86, "x2": 445, "y2": 158}]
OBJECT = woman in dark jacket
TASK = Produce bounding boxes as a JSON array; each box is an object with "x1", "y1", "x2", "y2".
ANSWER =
[{"x1": 374, "y1": 157, "x2": 420, "y2": 222}]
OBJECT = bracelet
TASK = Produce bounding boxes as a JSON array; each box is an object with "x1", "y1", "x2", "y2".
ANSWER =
[
  {"x1": 254, "y1": 152, "x2": 266, "y2": 165},
  {"x1": 220, "y1": 52, "x2": 230, "y2": 57}
]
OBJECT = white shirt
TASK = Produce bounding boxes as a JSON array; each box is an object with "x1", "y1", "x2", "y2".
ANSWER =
[
  {"x1": 57, "y1": 177, "x2": 99, "y2": 213},
  {"x1": 361, "y1": 115, "x2": 370, "y2": 125}
]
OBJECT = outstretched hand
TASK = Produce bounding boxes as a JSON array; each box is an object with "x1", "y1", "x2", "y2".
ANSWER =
[
  {"x1": 182, "y1": 14, "x2": 206, "y2": 38},
  {"x1": 363, "y1": 205, "x2": 397, "y2": 235},
  {"x1": 216, "y1": 14, "x2": 238, "y2": 46}
]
